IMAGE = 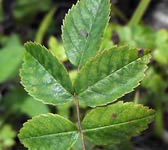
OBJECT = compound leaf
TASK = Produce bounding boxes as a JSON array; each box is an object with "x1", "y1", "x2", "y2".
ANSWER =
[
  {"x1": 75, "y1": 46, "x2": 150, "y2": 107},
  {"x1": 82, "y1": 101, "x2": 155, "y2": 145},
  {"x1": 19, "y1": 114, "x2": 78, "y2": 150},
  {"x1": 20, "y1": 42, "x2": 73, "y2": 106},
  {"x1": 62, "y1": 0, "x2": 110, "y2": 67}
]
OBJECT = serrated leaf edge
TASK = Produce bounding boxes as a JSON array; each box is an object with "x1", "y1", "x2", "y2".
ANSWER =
[
  {"x1": 74, "y1": 45, "x2": 135, "y2": 91},
  {"x1": 77, "y1": 0, "x2": 111, "y2": 67},
  {"x1": 76, "y1": 46, "x2": 151, "y2": 107},
  {"x1": 84, "y1": 115, "x2": 153, "y2": 145},
  {"x1": 18, "y1": 113, "x2": 79, "y2": 149},
  {"x1": 82, "y1": 101, "x2": 155, "y2": 144},
  {"x1": 20, "y1": 42, "x2": 74, "y2": 106},
  {"x1": 62, "y1": 0, "x2": 111, "y2": 67},
  {"x1": 25, "y1": 41, "x2": 72, "y2": 90},
  {"x1": 83, "y1": 113, "x2": 154, "y2": 132}
]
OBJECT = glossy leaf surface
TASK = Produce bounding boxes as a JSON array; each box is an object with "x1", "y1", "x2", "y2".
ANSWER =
[
  {"x1": 62, "y1": 0, "x2": 110, "y2": 67},
  {"x1": 82, "y1": 101, "x2": 155, "y2": 145},
  {"x1": 75, "y1": 46, "x2": 150, "y2": 107},
  {"x1": 20, "y1": 42, "x2": 73, "y2": 105},
  {"x1": 19, "y1": 114, "x2": 78, "y2": 150}
]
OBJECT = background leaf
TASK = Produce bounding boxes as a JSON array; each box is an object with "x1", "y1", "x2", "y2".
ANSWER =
[
  {"x1": 0, "y1": 35, "x2": 24, "y2": 83},
  {"x1": 0, "y1": 1, "x2": 3, "y2": 22},
  {"x1": 48, "y1": 36, "x2": 68, "y2": 62},
  {"x1": 62, "y1": 0, "x2": 110, "y2": 67},
  {"x1": 82, "y1": 101, "x2": 155, "y2": 145},
  {"x1": 20, "y1": 42, "x2": 73, "y2": 105},
  {"x1": 153, "y1": 29, "x2": 168, "y2": 64},
  {"x1": 0, "y1": 124, "x2": 16, "y2": 149},
  {"x1": 1, "y1": 86, "x2": 49, "y2": 117},
  {"x1": 75, "y1": 46, "x2": 150, "y2": 107},
  {"x1": 100, "y1": 25, "x2": 114, "y2": 50},
  {"x1": 19, "y1": 114, "x2": 78, "y2": 150},
  {"x1": 21, "y1": 97, "x2": 50, "y2": 117},
  {"x1": 36, "y1": 8, "x2": 56, "y2": 43},
  {"x1": 115, "y1": 25, "x2": 155, "y2": 49},
  {"x1": 14, "y1": 0, "x2": 51, "y2": 22}
]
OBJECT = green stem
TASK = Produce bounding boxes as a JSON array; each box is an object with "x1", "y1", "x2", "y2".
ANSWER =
[
  {"x1": 154, "y1": 101, "x2": 163, "y2": 138},
  {"x1": 35, "y1": 7, "x2": 56, "y2": 43},
  {"x1": 129, "y1": 0, "x2": 151, "y2": 25},
  {"x1": 74, "y1": 95, "x2": 86, "y2": 150},
  {"x1": 134, "y1": 91, "x2": 139, "y2": 104},
  {"x1": 111, "y1": 4, "x2": 128, "y2": 22}
]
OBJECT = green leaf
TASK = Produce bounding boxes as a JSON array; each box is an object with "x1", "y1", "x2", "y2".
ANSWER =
[
  {"x1": 153, "y1": 47, "x2": 168, "y2": 64},
  {"x1": 2, "y1": 86, "x2": 49, "y2": 117},
  {"x1": 75, "y1": 46, "x2": 150, "y2": 107},
  {"x1": 57, "y1": 102, "x2": 71, "y2": 119},
  {"x1": 100, "y1": 25, "x2": 114, "y2": 50},
  {"x1": 69, "y1": 70, "x2": 78, "y2": 84},
  {"x1": 142, "y1": 67, "x2": 167, "y2": 93},
  {"x1": 0, "y1": 35, "x2": 24, "y2": 83},
  {"x1": 116, "y1": 25, "x2": 155, "y2": 49},
  {"x1": 36, "y1": 7, "x2": 56, "y2": 43},
  {"x1": 20, "y1": 42, "x2": 73, "y2": 105},
  {"x1": 14, "y1": 0, "x2": 51, "y2": 22},
  {"x1": 0, "y1": 124, "x2": 16, "y2": 148},
  {"x1": 62, "y1": 0, "x2": 110, "y2": 67},
  {"x1": 21, "y1": 97, "x2": 50, "y2": 117},
  {"x1": 48, "y1": 36, "x2": 68, "y2": 62},
  {"x1": 129, "y1": 0, "x2": 150, "y2": 25},
  {"x1": 72, "y1": 136, "x2": 94, "y2": 150},
  {"x1": 153, "y1": 29, "x2": 168, "y2": 64},
  {"x1": 82, "y1": 101, "x2": 155, "y2": 145},
  {"x1": 0, "y1": 1, "x2": 3, "y2": 22},
  {"x1": 19, "y1": 114, "x2": 78, "y2": 150}
]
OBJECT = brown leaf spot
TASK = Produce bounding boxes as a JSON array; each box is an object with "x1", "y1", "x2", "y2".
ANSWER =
[
  {"x1": 80, "y1": 30, "x2": 88, "y2": 38},
  {"x1": 112, "y1": 31, "x2": 119, "y2": 44},
  {"x1": 138, "y1": 48, "x2": 144, "y2": 57},
  {"x1": 31, "y1": 87, "x2": 37, "y2": 92},
  {"x1": 112, "y1": 113, "x2": 117, "y2": 118}
]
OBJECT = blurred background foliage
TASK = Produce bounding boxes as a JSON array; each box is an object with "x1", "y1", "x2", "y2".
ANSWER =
[{"x1": 0, "y1": 0, "x2": 168, "y2": 149}]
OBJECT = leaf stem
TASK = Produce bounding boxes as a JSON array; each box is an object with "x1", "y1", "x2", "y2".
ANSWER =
[
  {"x1": 35, "y1": 7, "x2": 56, "y2": 43},
  {"x1": 129, "y1": 0, "x2": 151, "y2": 25},
  {"x1": 111, "y1": 4, "x2": 128, "y2": 23},
  {"x1": 74, "y1": 94, "x2": 86, "y2": 150}
]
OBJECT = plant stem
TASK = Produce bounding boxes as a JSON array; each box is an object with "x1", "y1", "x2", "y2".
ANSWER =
[
  {"x1": 154, "y1": 100, "x2": 163, "y2": 138},
  {"x1": 111, "y1": 4, "x2": 128, "y2": 23},
  {"x1": 35, "y1": 7, "x2": 56, "y2": 43},
  {"x1": 74, "y1": 95, "x2": 86, "y2": 150},
  {"x1": 129, "y1": 0, "x2": 151, "y2": 25},
  {"x1": 134, "y1": 91, "x2": 139, "y2": 104}
]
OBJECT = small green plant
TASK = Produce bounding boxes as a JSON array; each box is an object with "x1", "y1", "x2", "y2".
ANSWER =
[
  {"x1": 18, "y1": 0, "x2": 155, "y2": 149},
  {"x1": 0, "y1": 124, "x2": 16, "y2": 150}
]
